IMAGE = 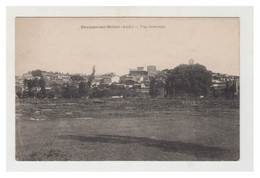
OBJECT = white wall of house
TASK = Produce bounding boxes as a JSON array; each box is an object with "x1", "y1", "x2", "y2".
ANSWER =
[{"x1": 111, "y1": 76, "x2": 120, "y2": 83}]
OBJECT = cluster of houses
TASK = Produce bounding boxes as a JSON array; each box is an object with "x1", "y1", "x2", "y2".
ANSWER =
[
  {"x1": 210, "y1": 72, "x2": 240, "y2": 96},
  {"x1": 118, "y1": 66, "x2": 158, "y2": 93},
  {"x1": 16, "y1": 71, "x2": 72, "y2": 91},
  {"x1": 15, "y1": 61, "x2": 240, "y2": 96},
  {"x1": 15, "y1": 65, "x2": 158, "y2": 94}
]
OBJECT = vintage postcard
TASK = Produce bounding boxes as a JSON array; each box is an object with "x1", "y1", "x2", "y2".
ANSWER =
[
  {"x1": 6, "y1": 6, "x2": 253, "y2": 171},
  {"x1": 15, "y1": 17, "x2": 240, "y2": 161}
]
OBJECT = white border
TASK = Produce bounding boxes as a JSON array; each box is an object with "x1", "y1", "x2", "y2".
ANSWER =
[{"x1": 6, "y1": 6, "x2": 253, "y2": 171}]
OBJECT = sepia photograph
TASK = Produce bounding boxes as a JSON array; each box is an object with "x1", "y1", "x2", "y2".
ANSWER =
[{"x1": 15, "y1": 17, "x2": 240, "y2": 161}]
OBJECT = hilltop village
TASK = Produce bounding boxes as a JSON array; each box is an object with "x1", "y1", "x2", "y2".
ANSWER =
[{"x1": 15, "y1": 60, "x2": 240, "y2": 98}]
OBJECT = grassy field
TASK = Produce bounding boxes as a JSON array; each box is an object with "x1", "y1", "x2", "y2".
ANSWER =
[{"x1": 15, "y1": 97, "x2": 239, "y2": 161}]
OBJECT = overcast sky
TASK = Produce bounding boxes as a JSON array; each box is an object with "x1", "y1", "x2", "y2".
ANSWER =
[{"x1": 15, "y1": 17, "x2": 239, "y2": 76}]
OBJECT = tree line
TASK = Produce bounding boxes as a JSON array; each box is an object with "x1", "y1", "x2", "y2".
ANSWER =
[
  {"x1": 149, "y1": 64, "x2": 238, "y2": 99},
  {"x1": 16, "y1": 64, "x2": 238, "y2": 99}
]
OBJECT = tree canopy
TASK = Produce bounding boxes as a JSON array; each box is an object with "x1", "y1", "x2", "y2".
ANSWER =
[
  {"x1": 70, "y1": 75, "x2": 84, "y2": 82},
  {"x1": 165, "y1": 64, "x2": 212, "y2": 96},
  {"x1": 31, "y1": 70, "x2": 43, "y2": 77},
  {"x1": 22, "y1": 78, "x2": 46, "y2": 98}
]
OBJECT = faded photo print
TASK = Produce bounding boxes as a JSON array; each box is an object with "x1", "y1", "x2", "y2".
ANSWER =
[{"x1": 15, "y1": 18, "x2": 240, "y2": 161}]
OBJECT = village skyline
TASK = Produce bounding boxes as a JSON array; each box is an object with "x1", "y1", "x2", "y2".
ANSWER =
[{"x1": 16, "y1": 60, "x2": 240, "y2": 77}]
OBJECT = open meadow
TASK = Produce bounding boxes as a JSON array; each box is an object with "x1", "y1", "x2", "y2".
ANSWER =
[{"x1": 15, "y1": 97, "x2": 239, "y2": 161}]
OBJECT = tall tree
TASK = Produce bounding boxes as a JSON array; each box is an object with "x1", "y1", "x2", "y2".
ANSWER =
[
  {"x1": 165, "y1": 64, "x2": 212, "y2": 97},
  {"x1": 86, "y1": 66, "x2": 96, "y2": 96},
  {"x1": 78, "y1": 81, "x2": 87, "y2": 97},
  {"x1": 149, "y1": 77, "x2": 159, "y2": 97},
  {"x1": 87, "y1": 66, "x2": 95, "y2": 88},
  {"x1": 38, "y1": 77, "x2": 46, "y2": 98},
  {"x1": 225, "y1": 81, "x2": 236, "y2": 99},
  {"x1": 31, "y1": 69, "x2": 43, "y2": 77}
]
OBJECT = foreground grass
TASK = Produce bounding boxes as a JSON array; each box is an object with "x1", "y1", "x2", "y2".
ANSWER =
[{"x1": 15, "y1": 97, "x2": 239, "y2": 161}]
